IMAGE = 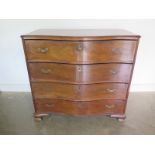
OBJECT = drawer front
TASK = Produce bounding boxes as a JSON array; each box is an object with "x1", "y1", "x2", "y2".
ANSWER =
[
  {"x1": 82, "y1": 40, "x2": 137, "y2": 63},
  {"x1": 29, "y1": 63, "x2": 132, "y2": 83},
  {"x1": 29, "y1": 63, "x2": 77, "y2": 83},
  {"x1": 35, "y1": 99, "x2": 125, "y2": 116},
  {"x1": 25, "y1": 40, "x2": 137, "y2": 63},
  {"x1": 31, "y1": 83, "x2": 128, "y2": 100},
  {"x1": 25, "y1": 40, "x2": 81, "y2": 63}
]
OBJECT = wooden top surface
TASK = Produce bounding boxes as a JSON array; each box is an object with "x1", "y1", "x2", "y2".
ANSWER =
[{"x1": 21, "y1": 29, "x2": 140, "y2": 40}]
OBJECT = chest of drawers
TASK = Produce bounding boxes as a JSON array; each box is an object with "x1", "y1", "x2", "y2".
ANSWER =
[{"x1": 21, "y1": 29, "x2": 140, "y2": 121}]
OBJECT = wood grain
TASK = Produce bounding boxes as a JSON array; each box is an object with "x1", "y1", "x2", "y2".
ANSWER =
[
  {"x1": 31, "y1": 82, "x2": 128, "y2": 101},
  {"x1": 29, "y1": 63, "x2": 132, "y2": 83},
  {"x1": 21, "y1": 29, "x2": 140, "y2": 41},
  {"x1": 25, "y1": 40, "x2": 137, "y2": 63},
  {"x1": 35, "y1": 98, "x2": 125, "y2": 116},
  {"x1": 21, "y1": 29, "x2": 140, "y2": 119}
]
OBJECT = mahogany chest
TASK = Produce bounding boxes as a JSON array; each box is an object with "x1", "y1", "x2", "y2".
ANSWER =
[{"x1": 21, "y1": 29, "x2": 140, "y2": 121}]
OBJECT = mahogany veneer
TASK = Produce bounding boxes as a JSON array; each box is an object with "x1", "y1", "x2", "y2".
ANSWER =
[
  {"x1": 28, "y1": 63, "x2": 132, "y2": 83},
  {"x1": 21, "y1": 29, "x2": 140, "y2": 120}
]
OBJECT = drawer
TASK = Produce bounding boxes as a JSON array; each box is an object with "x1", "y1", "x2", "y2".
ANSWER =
[
  {"x1": 35, "y1": 99, "x2": 126, "y2": 116},
  {"x1": 29, "y1": 63, "x2": 132, "y2": 83},
  {"x1": 25, "y1": 40, "x2": 81, "y2": 63},
  {"x1": 31, "y1": 83, "x2": 128, "y2": 100},
  {"x1": 25, "y1": 40, "x2": 137, "y2": 63},
  {"x1": 82, "y1": 40, "x2": 137, "y2": 63}
]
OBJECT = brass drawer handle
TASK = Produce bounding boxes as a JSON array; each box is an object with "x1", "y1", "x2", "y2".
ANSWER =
[
  {"x1": 46, "y1": 103, "x2": 55, "y2": 107},
  {"x1": 110, "y1": 70, "x2": 118, "y2": 75},
  {"x1": 106, "y1": 88, "x2": 116, "y2": 93},
  {"x1": 105, "y1": 104, "x2": 115, "y2": 109},
  {"x1": 41, "y1": 69, "x2": 51, "y2": 74},
  {"x1": 37, "y1": 48, "x2": 48, "y2": 53},
  {"x1": 76, "y1": 44, "x2": 83, "y2": 52}
]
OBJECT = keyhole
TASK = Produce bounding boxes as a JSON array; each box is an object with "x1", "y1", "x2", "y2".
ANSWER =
[
  {"x1": 77, "y1": 85, "x2": 81, "y2": 92},
  {"x1": 78, "y1": 66, "x2": 82, "y2": 72}
]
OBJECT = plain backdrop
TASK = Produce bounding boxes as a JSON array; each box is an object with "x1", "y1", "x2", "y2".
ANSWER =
[{"x1": 0, "y1": 19, "x2": 155, "y2": 92}]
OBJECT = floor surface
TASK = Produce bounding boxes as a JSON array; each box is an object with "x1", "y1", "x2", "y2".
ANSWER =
[{"x1": 0, "y1": 92, "x2": 155, "y2": 135}]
